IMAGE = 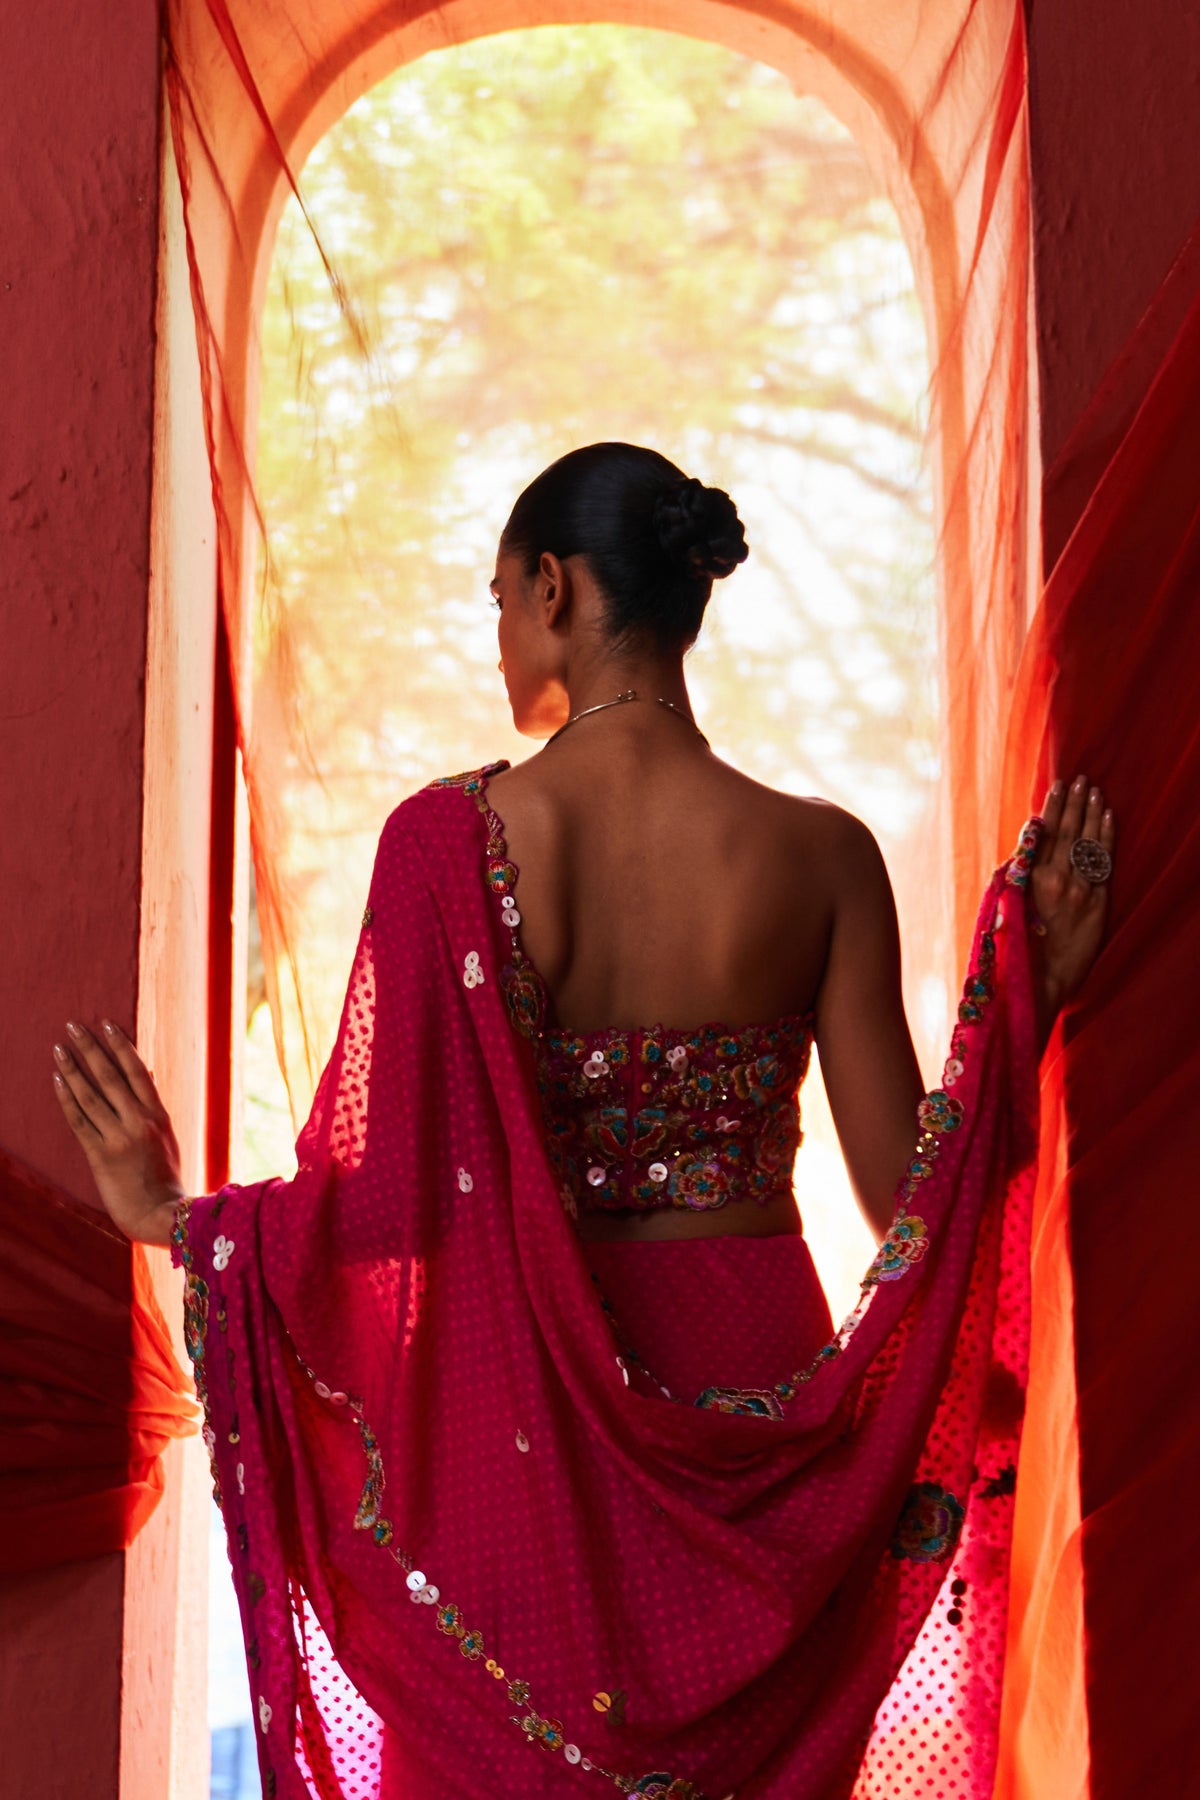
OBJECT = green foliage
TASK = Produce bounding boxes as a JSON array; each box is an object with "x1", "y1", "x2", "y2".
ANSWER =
[{"x1": 249, "y1": 24, "x2": 937, "y2": 1118}]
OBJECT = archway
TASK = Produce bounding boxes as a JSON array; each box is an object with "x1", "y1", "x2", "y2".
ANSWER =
[{"x1": 159, "y1": 0, "x2": 1039, "y2": 1789}]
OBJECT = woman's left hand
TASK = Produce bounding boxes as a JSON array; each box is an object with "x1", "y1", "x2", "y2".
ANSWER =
[{"x1": 52, "y1": 1019, "x2": 184, "y2": 1246}]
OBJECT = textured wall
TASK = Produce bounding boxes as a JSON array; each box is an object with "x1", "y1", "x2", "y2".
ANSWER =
[
  {"x1": 0, "y1": 4, "x2": 160, "y2": 1189},
  {"x1": 0, "y1": 0, "x2": 161, "y2": 1792},
  {"x1": 1026, "y1": 0, "x2": 1200, "y2": 510}
]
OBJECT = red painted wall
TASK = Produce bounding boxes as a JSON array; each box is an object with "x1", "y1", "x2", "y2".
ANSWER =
[
  {"x1": 1025, "y1": 0, "x2": 1200, "y2": 553},
  {"x1": 0, "y1": 0, "x2": 161, "y2": 1792}
]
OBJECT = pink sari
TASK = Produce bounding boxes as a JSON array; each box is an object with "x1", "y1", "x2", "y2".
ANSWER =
[{"x1": 174, "y1": 766, "x2": 1042, "y2": 1799}]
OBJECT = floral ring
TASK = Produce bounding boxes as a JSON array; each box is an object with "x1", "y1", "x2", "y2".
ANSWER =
[{"x1": 1068, "y1": 836, "x2": 1112, "y2": 884}]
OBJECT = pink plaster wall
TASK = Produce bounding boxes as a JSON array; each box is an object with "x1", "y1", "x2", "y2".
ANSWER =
[{"x1": 0, "y1": 0, "x2": 162, "y2": 1791}]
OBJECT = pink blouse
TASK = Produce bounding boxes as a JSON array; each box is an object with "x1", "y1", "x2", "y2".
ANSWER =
[{"x1": 467, "y1": 761, "x2": 816, "y2": 1214}]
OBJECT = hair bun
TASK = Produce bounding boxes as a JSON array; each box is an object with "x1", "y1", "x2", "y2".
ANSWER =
[{"x1": 652, "y1": 476, "x2": 749, "y2": 581}]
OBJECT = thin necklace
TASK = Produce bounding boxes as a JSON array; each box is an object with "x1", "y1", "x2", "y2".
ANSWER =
[{"x1": 545, "y1": 688, "x2": 710, "y2": 750}]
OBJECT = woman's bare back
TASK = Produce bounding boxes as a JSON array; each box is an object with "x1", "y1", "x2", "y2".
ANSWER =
[
  {"x1": 483, "y1": 725, "x2": 925, "y2": 1245},
  {"x1": 485, "y1": 739, "x2": 838, "y2": 1036}
]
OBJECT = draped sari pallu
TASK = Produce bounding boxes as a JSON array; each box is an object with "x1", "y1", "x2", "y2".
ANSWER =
[{"x1": 174, "y1": 769, "x2": 1042, "y2": 1799}]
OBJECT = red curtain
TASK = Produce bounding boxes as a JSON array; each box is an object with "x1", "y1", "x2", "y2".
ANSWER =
[
  {"x1": 994, "y1": 223, "x2": 1200, "y2": 1800},
  {"x1": 0, "y1": 1146, "x2": 197, "y2": 1571}
]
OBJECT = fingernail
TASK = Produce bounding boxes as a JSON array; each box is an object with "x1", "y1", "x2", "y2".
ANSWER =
[
  {"x1": 53, "y1": 1042, "x2": 68, "y2": 1062},
  {"x1": 1051, "y1": 779, "x2": 1064, "y2": 795},
  {"x1": 66, "y1": 1020, "x2": 84, "y2": 1038},
  {"x1": 102, "y1": 1020, "x2": 117, "y2": 1036},
  {"x1": 1073, "y1": 774, "x2": 1087, "y2": 789},
  {"x1": 52, "y1": 1072, "x2": 64, "y2": 1088}
]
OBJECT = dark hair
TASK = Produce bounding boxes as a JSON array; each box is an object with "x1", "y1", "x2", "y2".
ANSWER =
[{"x1": 500, "y1": 443, "x2": 749, "y2": 652}]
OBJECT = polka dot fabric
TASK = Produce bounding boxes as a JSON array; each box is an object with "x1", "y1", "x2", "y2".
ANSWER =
[{"x1": 173, "y1": 769, "x2": 1042, "y2": 1799}]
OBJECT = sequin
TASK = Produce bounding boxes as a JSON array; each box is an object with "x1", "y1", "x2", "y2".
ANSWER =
[
  {"x1": 586, "y1": 1165, "x2": 607, "y2": 1186},
  {"x1": 534, "y1": 1014, "x2": 814, "y2": 1216}
]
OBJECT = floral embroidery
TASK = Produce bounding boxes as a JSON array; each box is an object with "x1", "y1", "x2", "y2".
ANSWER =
[
  {"x1": 633, "y1": 1777, "x2": 702, "y2": 1799},
  {"x1": 672, "y1": 1159, "x2": 724, "y2": 1209},
  {"x1": 753, "y1": 1098, "x2": 802, "y2": 1173},
  {"x1": 864, "y1": 1213, "x2": 930, "y2": 1286},
  {"x1": 521, "y1": 1713, "x2": 567, "y2": 1751},
  {"x1": 436, "y1": 1601, "x2": 464, "y2": 1637},
  {"x1": 890, "y1": 1480, "x2": 966, "y2": 1563},
  {"x1": 695, "y1": 1385, "x2": 784, "y2": 1420},
  {"x1": 1004, "y1": 815, "x2": 1043, "y2": 889},
  {"x1": 498, "y1": 954, "x2": 545, "y2": 1037},
  {"x1": 537, "y1": 1018, "x2": 813, "y2": 1215},
  {"x1": 486, "y1": 856, "x2": 518, "y2": 892},
  {"x1": 172, "y1": 1199, "x2": 222, "y2": 1504},
  {"x1": 916, "y1": 1090, "x2": 964, "y2": 1133}
]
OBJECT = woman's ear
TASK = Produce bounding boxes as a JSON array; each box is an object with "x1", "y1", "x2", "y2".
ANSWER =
[{"x1": 538, "y1": 550, "x2": 569, "y2": 622}]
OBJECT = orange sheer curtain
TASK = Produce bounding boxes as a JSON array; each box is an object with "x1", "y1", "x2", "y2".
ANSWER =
[{"x1": 163, "y1": 0, "x2": 1036, "y2": 1089}]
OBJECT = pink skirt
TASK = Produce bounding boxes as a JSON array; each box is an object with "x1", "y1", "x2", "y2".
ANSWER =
[{"x1": 583, "y1": 1229, "x2": 835, "y2": 1403}]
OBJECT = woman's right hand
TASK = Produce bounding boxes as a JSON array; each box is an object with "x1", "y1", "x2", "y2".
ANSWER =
[
  {"x1": 52, "y1": 1019, "x2": 185, "y2": 1246},
  {"x1": 1028, "y1": 772, "x2": 1116, "y2": 1046}
]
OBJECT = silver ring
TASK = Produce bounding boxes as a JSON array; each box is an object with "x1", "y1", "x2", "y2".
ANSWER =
[{"x1": 1069, "y1": 836, "x2": 1112, "y2": 884}]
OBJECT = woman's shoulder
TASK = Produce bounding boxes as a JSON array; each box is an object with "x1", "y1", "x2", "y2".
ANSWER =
[
  {"x1": 374, "y1": 758, "x2": 507, "y2": 845},
  {"x1": 708, "y1": 763, "x2": 884, "y2": 869}
]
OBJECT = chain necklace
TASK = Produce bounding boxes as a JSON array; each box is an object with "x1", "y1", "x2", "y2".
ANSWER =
[{"x1": 544, "y1": 687, "x2": 710, "y2": 750}]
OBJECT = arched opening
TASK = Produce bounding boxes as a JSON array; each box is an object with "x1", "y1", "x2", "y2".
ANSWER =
[
  {"x1": 209, "y1": 20, "x2": 940, "y2": 1779},
  {"x1": 157, "y1": 0, "x2": 1038, "y2": 1786}
]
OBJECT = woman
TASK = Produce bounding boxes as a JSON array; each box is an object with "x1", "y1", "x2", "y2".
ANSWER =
[{"x1": 53, "y1": 444, "x2": 1114, "y2": 1799}]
